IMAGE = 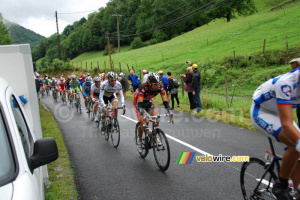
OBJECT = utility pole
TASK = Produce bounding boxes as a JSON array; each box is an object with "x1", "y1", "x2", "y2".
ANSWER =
[
  {"x1": 112, "y1": 14, "x2": 122, "y2": 53},
  {"x1": 106, "y1": 32, "x2": 113, "y2": 71},
  {"x1": 55, "y1": 11, "x2": 61, "y2": 59}
]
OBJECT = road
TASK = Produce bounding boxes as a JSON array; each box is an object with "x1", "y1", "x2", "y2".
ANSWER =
[{"x1": 40, "y1": 95, "x2": 285, "y2": 200}]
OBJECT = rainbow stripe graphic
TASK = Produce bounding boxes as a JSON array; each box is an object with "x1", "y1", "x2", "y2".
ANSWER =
[{"x1": 176, "y1": 152, "x2": 196, "y2": 164}]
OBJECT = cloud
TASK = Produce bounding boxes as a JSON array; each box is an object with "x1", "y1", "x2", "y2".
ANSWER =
[{"x1": 0, "y1": 0, "x2": 109, "y2": 37}]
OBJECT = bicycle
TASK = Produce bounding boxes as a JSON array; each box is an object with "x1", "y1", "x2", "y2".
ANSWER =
[
  {"x1": 134, "y1": 114, "x2": 172, "y2": 171},
  {"x1": 74, "y1": 93, "x2": 81, "y2": 114},
  {"x1": 69, "y1": 92, "x2": 73, "y2": 107},
  {"x1": 101, "y1": 105, "x2": 126, "y2": 148},
  {"x1": 46, "y1": 85, "x2": 50, "y2": 96},
  {"x1": 87, "y1": 97, "x2": 95, "y2": 120},
  {"x1": 240, "y1": 137, "x2": 300, "y2": 200},
  {"x1": 60, "y1": 90, "x2": 66, "y2": 104},
  {"x1": 53, "y1": 89, "x2": 58, "y2": 102}
]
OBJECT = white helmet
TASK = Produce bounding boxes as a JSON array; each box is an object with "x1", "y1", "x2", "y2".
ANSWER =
[
  {"x1": 107, "y1": 72, "x2": 117, "y2": 81},
  {"x1": 147, "y1": 72, "x2": 160, "y2": 84}
]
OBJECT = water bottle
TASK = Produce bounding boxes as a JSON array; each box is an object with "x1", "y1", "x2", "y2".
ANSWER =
[{"x1": 288, "y1": 178, "x2": 294, "y2": 193}]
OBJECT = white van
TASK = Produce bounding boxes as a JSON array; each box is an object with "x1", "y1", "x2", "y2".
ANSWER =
[{"x1": 0, "y1": 78, "x2": 58, "y2": 200}]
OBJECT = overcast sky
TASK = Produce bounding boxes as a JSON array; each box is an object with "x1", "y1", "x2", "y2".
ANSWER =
[{"x1": 0, "y1": 0, "x2": 110, "y2": 37}]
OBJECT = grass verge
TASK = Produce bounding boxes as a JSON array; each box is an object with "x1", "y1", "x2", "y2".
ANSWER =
[{"x1": 40, "y1": 104, "x2": 78, "y2": 200}]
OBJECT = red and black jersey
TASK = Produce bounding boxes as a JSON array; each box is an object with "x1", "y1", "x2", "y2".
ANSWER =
[{"x1": 136, "y1": 83, "x2": 166, "y2": 101}]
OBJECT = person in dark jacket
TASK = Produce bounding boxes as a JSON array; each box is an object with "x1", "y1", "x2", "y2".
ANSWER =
[
  {"x1": 167, "y1": 72, "x2": 180, "y2": 110},
  {"x1": 192, "y1": 64, "x2": 202, "y2": 113},
  {"x1": 180, "y1": 67, "x2": 195, "y2": 111},
  {"x1": 119, "y1": 73, "x2": 129, "y2": 99}
]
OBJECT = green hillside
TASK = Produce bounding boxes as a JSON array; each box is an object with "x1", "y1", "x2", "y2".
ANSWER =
[
  {"x1": 5, "y1": 20, "x2": 45, "y2": 50},
  {"x1": 72, "y1": 0, "x2": 300, "y2": 88}
]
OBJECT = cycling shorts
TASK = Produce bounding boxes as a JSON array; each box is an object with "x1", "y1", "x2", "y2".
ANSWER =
[
  {"x1": 103, "y1": 95, "x2": 118, "y2": 105},
  {"x1": 134, "y1": 100, "x2": 156, "y2": 118},
  {"x1": 250, "y1": 102, "x2": 300, "y2": 142},
  {"x1": 83, "y1": 91, "x2": 91, "y2": 97},
  {"x1": 72, "y1": 88, "x2": 80, "y2": 94}
]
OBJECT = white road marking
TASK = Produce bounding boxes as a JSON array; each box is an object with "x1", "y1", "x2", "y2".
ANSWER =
[{"x1": 121, "y1": 115, "x2": 213, "y2": 156}]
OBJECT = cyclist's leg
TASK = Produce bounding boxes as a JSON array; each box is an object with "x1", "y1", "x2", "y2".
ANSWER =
[
  {"x1": 111, "y1": 98, "x2": 118, "y2": 118},
  {"x1": 251, "y1": 102, "x2": 300, "y2": 190},
  {"x1": 149, "y1": 102, "x2": 159, "y2": 126},
  {"x1": 279, "y1": 129, "x2": 300, "y2": 188},
  {"x1": 94, "y1": 99, "x2": 98, "y2": 115},
  {"x1": 83, "y1": 93, "x2": 88, "y2": 107}
]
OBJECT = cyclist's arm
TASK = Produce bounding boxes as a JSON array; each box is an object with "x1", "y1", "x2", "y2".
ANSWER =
[
  {"x1": 118, "y1": 89, "x2": 125, "y2": 106},
  {"x1": 99, "y1": 89, "x2": 105, "y2": 106},
  {"x1": 161, "y1": 93, "x2": 171, "y2": 112}
]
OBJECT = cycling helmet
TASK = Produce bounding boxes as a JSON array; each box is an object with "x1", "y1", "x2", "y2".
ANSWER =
[
  {"x1": 147, "y1": 72, "x2": 160, "y2": 84},
  {"x1": 71, "y1": 75, "x2": 76, "y2": 79},
  {"x1": 60, "y1": 77, "x2": 64, "y2": 81},
  {"x1": 86, "y1": 77, "x2": 92, "y2": 83},
  {"x1": 67, "y1": 75, "x2": 71, "y2": 80},
  {"x1": 52, "y1": 77, "x2": 56, "y2": 80},
  {"x1": 107, "y1": 72, "x2": 117, "y2": 81},
  {"x1": 94, "y1": 76, "x2": 101, "y2": 82}
]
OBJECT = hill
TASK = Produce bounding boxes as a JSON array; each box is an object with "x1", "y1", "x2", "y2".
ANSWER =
[
  {"x1": 4, "y1": 19, "x2": 45, "y2": 50},
  {"x1": 70, "y1": 0, "x2": 300, "y2": 95}
]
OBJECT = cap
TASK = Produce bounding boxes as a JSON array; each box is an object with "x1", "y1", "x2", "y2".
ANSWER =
[
  {"x1": 142, "y1": 70, "x2": 147, "y2": 73},
  {"x1": 289, "y1": 58, "x2": 300, "y2": 64},
  {"x1": 119, "y1": 72, "x2": 124, "y2": 76},
  {"x1": 192, "y1": 64, "x2": 198, "y2": 69},
  {"x1": 158, "y1": 70, "x2": 163, "y2": 74}
]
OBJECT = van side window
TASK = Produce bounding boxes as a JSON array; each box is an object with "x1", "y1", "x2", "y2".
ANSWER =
[
  {"x1": 9, "y1": 96, "x2": 34, "y2": 157},
  {"x1": 0, "y1": 109, "x2": 16, "y2": 184}
]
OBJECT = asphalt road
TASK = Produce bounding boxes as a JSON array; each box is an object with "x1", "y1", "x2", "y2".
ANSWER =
[{"x1": 40, "y1": 94, "x2": 285, "y2": 200}]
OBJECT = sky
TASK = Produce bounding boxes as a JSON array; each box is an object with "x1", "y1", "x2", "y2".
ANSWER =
[{"x1": 0, "y1": 0, "x2": 110, "y2": 37}]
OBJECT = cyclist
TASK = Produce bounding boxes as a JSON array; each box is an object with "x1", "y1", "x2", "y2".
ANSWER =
[
  {"x1": 133, "y1": 72, "x2": 174, "y2": 153},
  {"x1": 82, "y1": 77, "x2": 92, "y2": 109},
  {"x1": 50, "y1": 77, "x2": 57, "y2": 98},
  {"x1": 251, "y1": 68, "x2": 300, "y2": 200},
  {"x1": 57, "y1": 76, "x2": 66, "y2": 99},
  {"x1": 99, "y1": 72, "x2": 125, "y2": 134},
  {"x1": 44, "y1": 75, "x2": 50, "y2": 92},
  {"x1": 91, "y1": 76, "x2": 102, "y2": 121},
  {"x1": 69, "y1": 75, "x2": 82, "y2": 105}
]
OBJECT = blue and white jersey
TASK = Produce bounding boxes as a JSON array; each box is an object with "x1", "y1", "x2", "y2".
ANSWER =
[
  {"x1": 82, "y1": 82, "x2": 91, "y2": 93},
  {"x1": 253, "y1": 68, "x2": 300, "y2": 112}
]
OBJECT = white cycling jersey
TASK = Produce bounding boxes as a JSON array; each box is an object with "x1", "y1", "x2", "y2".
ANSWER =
[
  {"x1": 99, "y1": 80, "x2": 124, "y2": 106},
  {"x1": 91, "y1": 83, "x2": 101, "y2": 97},
  {"x1": 251, "y1": 68, "x2": 300, "y2": 141}
]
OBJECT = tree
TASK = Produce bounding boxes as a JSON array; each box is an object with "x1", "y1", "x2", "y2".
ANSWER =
[
  {"x1": 0, "y1": 13, "x2": 12, "y2": 45},
  {"x1": 211, "y1": 0, "x2": 256, "y2": 22}
]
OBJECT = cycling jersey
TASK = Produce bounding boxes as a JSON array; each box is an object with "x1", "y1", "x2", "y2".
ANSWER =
[
  {"x1": 82, "y1": 82, "x2": 92, "y2": 97},
  {"x1": 50, "y1": 80, "x2": 57, "y2": 88},
  {"x1": 91, "y1": 83, "x2": 101, "y2": 98},
  {"x1": 133, "y1": 83, "x2": 166, "y2": 118},
  {"x1": 39, "y1": 79, "x2": 44, "y2": 87},
  {"x1": 69, "y1": 80, "x2": 81, "y2": 93},
  {"x1": 99, "y1": 80, "x2": 124, "y2": 106},
  {"x1": 251, "y1": 68, "x2": 300, "y2": 141},
  {"x1": 57, "y1": 80, "x2": 66, "y2": 90},
  {"x1": 44, "y1": 78, "x2": 50, "y2": 85},
  {"x1": 65, "y1": 80, "x2": 71, "y2": 90}
]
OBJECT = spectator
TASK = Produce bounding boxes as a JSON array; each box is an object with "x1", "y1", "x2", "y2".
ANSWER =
[
  {"x1": 128, "y1": 70, "x2": 140, "y2": 92},
  {"x1": 180, "y1": 67, "x2": 195, "y2": 111},
  {"x1": 119, "y1": 73, "x2": 129, "y2": 99},
  {"x1": 167, "y1": 72, "x2": 180, "y2": 110},
  {"x1": 158, "y1": 70, "x2": 170, "y2": 103},
  {"x1": 290, "y1": 58, "x2": 300, "y2": 127},
  {"x1": 142, "y1": 69, "x2": 149, "y2": 84},
  {"x1": 192, "y1": 64, "x2": 202, "y2": 113},
  {"x1": 186, "y1": 61, "x2": 193, "y2": 66}
]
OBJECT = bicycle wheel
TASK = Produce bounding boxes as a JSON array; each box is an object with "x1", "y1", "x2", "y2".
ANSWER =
[
  {"x1": 104, "y1": 120, "x2": 109, "y2": 140},
  {"x1": 135, "y1": 122, "x2": 148, "y2": 158},
  {"x1": 240, "y1": 157, "x2": 278, "y2": 200},
  {"x1": 111, "y1": 118, "x2": 120, "y2": 148},
  {"x1": 152, "y1": 128, "x2": 170, "y2": 171}
]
